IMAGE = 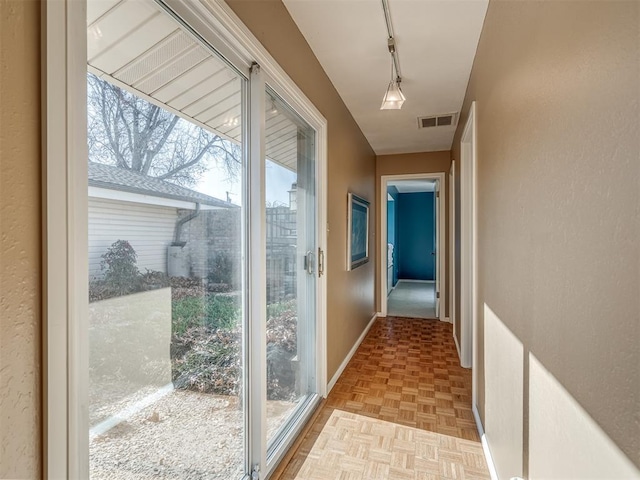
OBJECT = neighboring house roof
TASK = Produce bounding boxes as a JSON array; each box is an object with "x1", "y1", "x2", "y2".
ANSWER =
[{"x1": 88, "y1": 162, "x2": 235, "y2": 208}]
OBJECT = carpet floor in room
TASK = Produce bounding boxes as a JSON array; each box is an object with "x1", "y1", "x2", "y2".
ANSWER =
[
  {"x1": 387, "y1": 281, "x2": 437, "y2": 319},
  {"x1": 272, "y1": 317, "x2": 489, "y2": 480}
]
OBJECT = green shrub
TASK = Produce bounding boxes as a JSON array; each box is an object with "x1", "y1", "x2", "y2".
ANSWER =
[
  {"x1": 100, "y1": 240, "x2": 139, "y2": 296},
  {"x1": 171, "y1": 294, "x2": 239, "y2": 335},
  {"x1": 171, "y1": 327, "x2": 241, "y2": 395},
  {"x1": 207, "y1": 252, "x2": 234, "y2": 286},
  {"x1": 170, "y1": 296, "x2": 297, "y2": 399}
]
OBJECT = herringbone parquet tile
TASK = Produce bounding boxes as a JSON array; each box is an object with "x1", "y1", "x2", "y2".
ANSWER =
[{"x1": 272, "y1": 317, "x2": 486, "y2": 480}]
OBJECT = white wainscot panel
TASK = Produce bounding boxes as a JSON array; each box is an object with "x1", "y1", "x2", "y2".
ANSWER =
[
  {"x1": 484, "y1": 303, "x2": 524, "y2": 480},
  {"x1": 529, "y1": 354, "x2": 639, "y2": 479}
]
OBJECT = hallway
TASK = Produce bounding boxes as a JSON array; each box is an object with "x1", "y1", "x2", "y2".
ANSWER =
[
  {"x1": 388, "y1": 281, "x2": 437, "y2": 319},
  {"x1": 273, "y1": 317, "x2": 489, "y2": 479}
]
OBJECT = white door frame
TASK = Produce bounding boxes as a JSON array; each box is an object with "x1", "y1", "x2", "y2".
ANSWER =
[
  {"x1": 43, "y1": 0, "x2": 91, "y2": 477},
  {"x1": 380, "y1": 172, "x2": 446, "y2": 321},
  {"x1": 449, "y1": 161, "x2": 457, "y2": 348},
  {"x1": 460, "y1": 102, "x2": 477, "y2": 397}
]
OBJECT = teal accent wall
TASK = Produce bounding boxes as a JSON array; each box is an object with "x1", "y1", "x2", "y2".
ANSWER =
[{"x1": 397, "y1": 192, "x2": 435, "y2": 280}]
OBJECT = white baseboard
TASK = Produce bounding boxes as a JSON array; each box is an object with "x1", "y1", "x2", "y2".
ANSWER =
[
  {"x1": 398, "y1": 279, "x2": 435, "y2": 284},
  {"x1": 326, "y1": 312, "x2": 378, "y2": 394},
  {"x1": 473, "y1": 404, "x2": 499, "y2": 480},
  {"x1": 445, "y1": 316, "x2": 451, "y2": 323}
]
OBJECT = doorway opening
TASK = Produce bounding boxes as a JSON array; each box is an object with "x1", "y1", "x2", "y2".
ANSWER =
[{"x1": 380, "y1": 173, "x2": 446, "y2": 320}]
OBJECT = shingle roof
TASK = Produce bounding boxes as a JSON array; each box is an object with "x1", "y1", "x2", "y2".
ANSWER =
[{"x1": 88, "y1": 162, "x2": 234, "y2": 208}]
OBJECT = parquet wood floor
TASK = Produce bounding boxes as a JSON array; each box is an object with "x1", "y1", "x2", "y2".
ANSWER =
[
  {"x1": 271, "y1": 317, "x2": 490, "y2": 480},
  {"x1": 293, "y1": 410, "x2": 489, "y2": 480}
]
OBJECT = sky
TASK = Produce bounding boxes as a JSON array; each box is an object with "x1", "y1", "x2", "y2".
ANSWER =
[{"x1": 196, "y1": 157, "x2": 297, "y2": 207}]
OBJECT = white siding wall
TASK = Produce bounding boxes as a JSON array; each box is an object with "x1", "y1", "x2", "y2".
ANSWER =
[{"x1": 89, "y1": 197, "x2": 178, "y2": 278}]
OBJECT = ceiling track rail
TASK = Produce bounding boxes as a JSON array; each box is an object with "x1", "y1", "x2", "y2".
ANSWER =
[{"x1": 381, "y1": 0, "x2": 402, "y2": 81}]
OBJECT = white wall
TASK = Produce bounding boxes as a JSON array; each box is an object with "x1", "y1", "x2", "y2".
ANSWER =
[{"x1": 89, "y1": 197, "x2": 178, "y2": 278}]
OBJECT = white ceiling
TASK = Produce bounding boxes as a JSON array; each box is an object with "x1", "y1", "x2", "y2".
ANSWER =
[
  {"x1": 283, "y1": 0, "x2": 488, "y2": 155},
  {"x1": 388, "y1": 179, "x2": 435, "y2": 193}
]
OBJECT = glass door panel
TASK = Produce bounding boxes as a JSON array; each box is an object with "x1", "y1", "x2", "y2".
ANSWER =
[
  {"x1": 264, "y1": 88, "x2": 317, "y2": 450},
  {"x1": 86, "y1": 1, "x2": 246, "y2": 478},
  {"x1": 86, "y1": 1, "x2": 323, "y2": 476}
]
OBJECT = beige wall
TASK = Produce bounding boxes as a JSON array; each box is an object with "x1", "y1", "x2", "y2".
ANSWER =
[
  {"x1": 0, "y1": 0, "x2": 42, "y2": 478},
  {"x1": 226, "y1": 0, "x2": 377, "y2": 381},
  {"x1": 452, "y1": 0, "x2": 639, "y2": 474},
  {"x1": 376, "y1": 151, "x2": 451, "y2": 315}
]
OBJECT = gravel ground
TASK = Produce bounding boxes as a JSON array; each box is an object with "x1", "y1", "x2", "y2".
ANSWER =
[
  {"x1": 90, "y1": 379, "x2": 165, "y2": 426},
  {"x1": 90, "y1": 390, "x2": 296, "y2": 479}
]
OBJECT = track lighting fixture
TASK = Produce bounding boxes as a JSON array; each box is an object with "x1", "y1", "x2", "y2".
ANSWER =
[
  {"x1": 380, "y1": 1, "x2": 405, "y2": 110},
  {"x1": 380, "y1": 49, "x2": 405, "y2": 110}
]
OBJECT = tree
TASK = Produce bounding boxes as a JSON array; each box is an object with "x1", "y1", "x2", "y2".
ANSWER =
[{"x1": 87, "y1": 73, "x2": 240, "y2": 187}]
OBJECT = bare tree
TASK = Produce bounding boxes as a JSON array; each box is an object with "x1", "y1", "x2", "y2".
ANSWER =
[{"x1": 87, "y1": 73, "x2": 240, "y2": 187}]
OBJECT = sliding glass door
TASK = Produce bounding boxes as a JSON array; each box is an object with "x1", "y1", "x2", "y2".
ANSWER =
[
  {"x1": 85, "y1": 1, "x2": 320, "y2": 478},
  {"x1": 264, "y1": 89, "x2": 317, "y2": 455}
]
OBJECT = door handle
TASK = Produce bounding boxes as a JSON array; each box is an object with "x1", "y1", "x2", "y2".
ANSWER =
[
  {"x1": 431, "y1": 251, "x2": 436, "y2": 256},
  {"x1": 304, "y1": 250, "x2": 315, "y2": 275},
  {"x1": 318, "y1": 247, "x2": 325, "y2": 277}
]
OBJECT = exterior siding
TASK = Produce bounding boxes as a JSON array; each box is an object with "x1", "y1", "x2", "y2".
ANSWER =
[{"x1": 89, "y1": 197, "x2": 178, "y2": 278}]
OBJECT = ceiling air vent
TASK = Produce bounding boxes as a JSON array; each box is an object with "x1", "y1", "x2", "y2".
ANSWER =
[{"x1": 418, "y1": 112, "x2": 459, "y2": 129}]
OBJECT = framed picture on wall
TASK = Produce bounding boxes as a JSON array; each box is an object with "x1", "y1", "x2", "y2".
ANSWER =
[{"x1": 347, "y1": 193, "x2": 370, "y2": 270}]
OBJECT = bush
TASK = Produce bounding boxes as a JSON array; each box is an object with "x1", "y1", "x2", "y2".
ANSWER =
[
  {"x1": 170, "y1": 294, "x2": 240, "y2": 394},
  {"x1": 171, "y1": 294, "x2": 239, "y2": 336},
  {"x1": 100, "y1": 240, "x2": 139, "y2": 296},
  {"x1": 90, "y1": 268, "x2": 169, "y2": 302},
  {"x1": 266, "y1": 300, "x2": 298, "y2": 400},
  {"x1": 171, "y1": 327, "x2": 241, "y2": 395},
  {"x1": 170, "y1": 296, "x2": 297, "y2": 399},
  {"x1": 139, "y1": 269, "x2": 170, "y2": 290},
  {"x1": 207, "y1": 252, "x2": 234, "y2": 287}
]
